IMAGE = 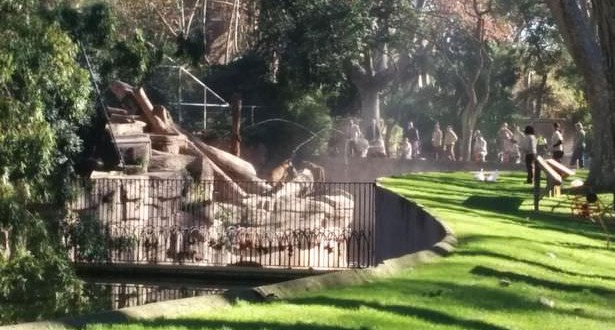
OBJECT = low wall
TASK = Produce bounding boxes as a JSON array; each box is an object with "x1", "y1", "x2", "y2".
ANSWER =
[
  {"x1": 253, "y1": 184, "x2": 456, "y2": 299},
  {"x1": 374, "y1": 185, "x2": 446, "y2": 263}
]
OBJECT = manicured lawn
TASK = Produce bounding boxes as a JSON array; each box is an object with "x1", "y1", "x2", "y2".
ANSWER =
[{"x1": 85, "y1": 171, "x2": 615, "y2": 330}]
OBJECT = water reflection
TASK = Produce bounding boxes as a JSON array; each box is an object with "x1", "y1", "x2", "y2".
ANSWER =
[
  {"x1": 1, "y1": 276, "x2": 268, "y2": 325},
  {"x1": 83, "y1": 280, "x2": 228, "y2": 311}
]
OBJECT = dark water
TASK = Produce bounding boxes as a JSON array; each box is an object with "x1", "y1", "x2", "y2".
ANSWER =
[
  {"x1": 80, "y1": 276, "x2": 254, "y2": 311},
  {"x1": 1, "y1": 276, "x2": 271, "y2": 326}
]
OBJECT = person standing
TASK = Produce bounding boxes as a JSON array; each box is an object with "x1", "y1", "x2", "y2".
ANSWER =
[
  {"x1": 405, "y1": 121, "x2": 420, "y2": 158},
  {"x1": 498, "y1": 123, "x2": 514, "y2": 163},
  {"x1": 431, "y1": 122, "x2": 443, "y2": 161},
  {"x1": 443, "y1": 125, "x2": 458, "y2": 161},
  {"x1": 536, "y1": 135, "x2": 548, "y2": 157},
  {"x1": 472, "y1": 130, "x2": 488, "y2": 163},
  {"x1": 551, "y1": 122, "x2": 564, "y2": 162},
  {"x1": 570, "y1": 122, "x2": 586, "y2": 168},
  {"x1": 398, "y1": 137, "x2": 412, "y2": 160},
  {"x1": 347, "y1": 119, "x2": 363, "y2": 157},
  {"x1": 522, "y1": 126, "x2": 537, "y2": 184}
]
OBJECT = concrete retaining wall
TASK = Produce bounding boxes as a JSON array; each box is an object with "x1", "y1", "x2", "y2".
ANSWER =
[
  {"x1": 374, "y1": 185, "x2": 446, "y2": 263},
  {"x1": 253, "y1": 183, "x2": 456, "y2": 299}
]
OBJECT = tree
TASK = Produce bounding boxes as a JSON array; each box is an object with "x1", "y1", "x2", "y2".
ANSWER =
[
  {"x1": 0, "y1": 0, "x2": 93, "y2": 323},
  {"x1": 108, "y1": 0, "x2": 258, "y2": 65},
  {"x1": 544, "y1": 0, "x2": 615, "y2": 187},
  {"x1": 258, "y1": 0, "x2": 422, "y2": 123},
  {"x1": 426, "y1": 0, "x2": 510, "y2": 161}
]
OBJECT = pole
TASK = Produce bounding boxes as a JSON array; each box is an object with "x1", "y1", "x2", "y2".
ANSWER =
[
  {"x1": 231, "y1": 92, "x2": 242, "y2": 156},
  {"x1": 79, "y1": 42, "x2": 124, "y2": 168},
  {"x1": 178, "y1": 67, "x2": 183, "y2": 123},
  {"x1": 533, "y1": 159, "x2": 541, "y2": 212}
]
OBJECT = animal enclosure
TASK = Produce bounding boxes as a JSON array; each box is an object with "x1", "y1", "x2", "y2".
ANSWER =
[{"x1": 63, "y1": 178, "x2": 375, "y2": 270}]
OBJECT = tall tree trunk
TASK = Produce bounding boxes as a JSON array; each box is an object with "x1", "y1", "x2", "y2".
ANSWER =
[
  {"x1": 535, "y1": 73, "x2": 548, "y2": 118},
  {"x1": 545, "y1": 0, "x2": 615, "y2": 188},
  {"x1": 358, "y1": 84, "x2": 381, "y2": 124},
  {"x1": 460, "y1": 102, "x2": 479, "y2": 162}
]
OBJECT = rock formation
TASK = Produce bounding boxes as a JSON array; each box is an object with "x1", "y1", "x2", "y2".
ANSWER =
[{"x1": 66, "y1": 81, "x2": 357, "y2": 269}]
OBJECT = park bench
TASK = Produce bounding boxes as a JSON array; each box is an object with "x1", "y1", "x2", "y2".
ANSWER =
[
  {"x1": 534, "y1": 156, "x2": 564, "y2": 198},
  {"x1": 532, "y1": 156, "x2": 614, "y2": 246}
]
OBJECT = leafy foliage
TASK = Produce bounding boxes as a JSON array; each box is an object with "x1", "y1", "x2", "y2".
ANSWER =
[
  {"x1": 0, "y1": 184, "x2": 84, "y2": 324},
  {"x1": 258, "y1": 0, "x2": 368, "y2": 90},
  {"x1": 0, "y1": 0, "x2": 92, "y2": 202},
  {"x1": 48, "y1": 2, "x2": 161, "y2": 86},
  {"x1": 0, "y1": 1, "x2": 102, "y2": 324}
]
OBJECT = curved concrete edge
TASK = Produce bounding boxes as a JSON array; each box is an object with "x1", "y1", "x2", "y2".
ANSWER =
[
  {"x1": 254, "y1": 186, "x2": 457, "y2": 300},
  {"x1": 2, "y1": 184, "x2": 457, "y2": 329}
]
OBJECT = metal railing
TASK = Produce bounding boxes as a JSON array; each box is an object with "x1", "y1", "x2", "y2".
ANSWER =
[{"x1": 63, "y1": 179, "x2": 375, "y2": 269}]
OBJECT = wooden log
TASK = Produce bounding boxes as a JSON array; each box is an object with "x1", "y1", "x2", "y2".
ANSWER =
[
  {"x1": 536, "y1": 156, "x2": 562, "y2": 185},
  {"x1": 546, "y1": 159, "x2": 576, "y2": 178},
  {"x1": 110, "y1": 81, "x2": 134, "y2": 100},
  {"x1": 175, "y1": 126, "x2": 271, "y2": 195},
  {"x1": 149, "y1": 149, "x2": 196, "y2": 172},
  {"x1": 175, "y1": 126, "x2": 256, "y2": 177},
  {"x1": 133, "y1": 87, "x2": 169, "y2": 134},
  {"x1": 181, "y1": 137, "x2": 247, "y2": 200},
  {"x1": 153, "y1": 105, "x2": 174, "y2": 125},
  {"x1": 107, "y1": 107, "x2": 129, "y2": 116}
]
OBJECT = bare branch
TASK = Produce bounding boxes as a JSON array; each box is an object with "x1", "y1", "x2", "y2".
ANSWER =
[
  {"x1": 184, "y1": 0, "x2": 201, "y2": 35},
  {"x1": 153, "y1": 4, "x2": 179, "y2": 37}
]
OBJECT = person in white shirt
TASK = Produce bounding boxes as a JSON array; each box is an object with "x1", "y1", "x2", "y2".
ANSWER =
[
  {"x1": 347, "y1": 119, "x2": 363, "y2": 157},
  {"x1": 398, "y1": 137, "x2": 412, "y2": 160},
  {"x1": 431, "y1": 122, "x2": 443, "y2": 161},
  {"x1": 497, "y1": 123, "x2": 513, "y2": 162},
  {"x1": 472, "y1": 130, "x2": 488, "y2": 162},
  {"x1": 443, "y1": 125, "x2": 458, "y2": 161},
  {"x1": 522, "y1": 125, "x2": 537, "y2": 184},
  {"x1": 551, "y1": 122, "x2": 564, "y2": 162}
]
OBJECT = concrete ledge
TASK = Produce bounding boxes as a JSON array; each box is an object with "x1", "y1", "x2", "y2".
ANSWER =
[
  {"x1": 254, "y1": 186, "x2": 457, "y2": 300},
  {"x1": 75, "y1": 263, "x2": 330, "y2": 282}
]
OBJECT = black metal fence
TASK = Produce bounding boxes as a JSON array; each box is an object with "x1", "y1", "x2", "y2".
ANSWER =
[{"x1": 63, "y1": 178, "x2": 375, "y2": 269}]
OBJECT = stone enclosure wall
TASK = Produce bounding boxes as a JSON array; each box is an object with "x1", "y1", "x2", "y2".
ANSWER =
[{"x1": 65, "y1": 177, "x2": 375, "y2": 270}]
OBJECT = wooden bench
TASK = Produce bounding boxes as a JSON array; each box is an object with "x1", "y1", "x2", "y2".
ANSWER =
[
  {"x1": 546, "y1": 158, "x2": 576, "y2": 178},
  {"x1": 536, "y1": 156, "x2": 562, "y2": 197}
]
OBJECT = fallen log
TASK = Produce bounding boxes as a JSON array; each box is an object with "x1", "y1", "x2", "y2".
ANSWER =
[
  {"x1": 133, "y1": 87, "x2": 170, "y2": 134},
  {"x1": 174, "y1": 126, "x2": 271, "y2": 194},
  {"x1": 181, "y1": 137, "x2": 247, "y2": 200}
]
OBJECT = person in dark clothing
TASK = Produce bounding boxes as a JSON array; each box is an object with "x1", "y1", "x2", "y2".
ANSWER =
[
  {"x1": 570, "y1": 122, "x2": 586, "y2": 168},
  {"x1": 405, "y1": 121, "x2": 420, "y2": 158},
  {"x1": 522, "y1": 126, "x2": 537, "y2": 184},
  {"x1": 551, "y1": 122, "x2": 564, "y2": 162}
]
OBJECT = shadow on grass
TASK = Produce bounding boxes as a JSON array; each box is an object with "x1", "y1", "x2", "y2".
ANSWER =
[
  {"x1": 388, "y1": 177, "x2": 611, "y2": 243},
  {"x1": 470, "y1": 266, "x2": 615, "y2": 295},
  {"x1": 462, "y1": 196, "x2": 524, "y2": 214},
  {"x1": 458, "y1": 250, "x2": 615, "y2": 281},
  {"x1": 289, "y1": 297, "x2": 510, "y2": 330}
]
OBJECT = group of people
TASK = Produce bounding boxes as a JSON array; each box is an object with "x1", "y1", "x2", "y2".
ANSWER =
[
  {"x1": 346, "y1": 118, "x2": 587, "y2": 170},
  {"x1": 518, "y1": 121, "x2": 586, "y2": 184},
  {"x1": 430, "y1": 122, "x2": 460, "y2": 161}
]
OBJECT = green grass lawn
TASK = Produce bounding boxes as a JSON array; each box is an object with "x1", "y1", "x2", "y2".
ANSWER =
[{"x1": 85, "y1": 171, "x2": 615, "y2": 330}]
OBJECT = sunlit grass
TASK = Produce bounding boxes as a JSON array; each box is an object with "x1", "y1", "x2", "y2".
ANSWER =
[{"x1": 85, "y1": 171, "x2": 615, "y2": 330}]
